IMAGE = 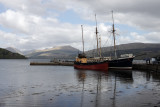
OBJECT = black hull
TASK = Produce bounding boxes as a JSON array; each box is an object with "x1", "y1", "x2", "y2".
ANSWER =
[{"x1": 108, "y1": 57, "x2": 134, "y2": 69}]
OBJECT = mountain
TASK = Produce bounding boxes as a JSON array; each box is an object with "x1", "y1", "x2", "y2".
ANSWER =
[
  {"x1": 6, "y1": 47, "x2": 23, "y2": 55},
  {"x1": 26, "y1": 45, "x2": 79, "y2": 59},
  {"x1": 86, "y1": 43, "x2": 160, "y2": 60},
  {"x1": 4, "y1": 43, "x2": 160, "y2": 60},
  {"x1": 0, "y1": 48, "x2": 27, "y2": 59},
  {"x1": 22, "y1": 49, "x2": 36, "y2": 55}
]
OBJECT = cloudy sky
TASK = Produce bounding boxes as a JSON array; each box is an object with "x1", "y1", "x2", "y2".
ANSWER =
[{"x1": 0, "y1": 0, "x2": 160, "y2": 51}]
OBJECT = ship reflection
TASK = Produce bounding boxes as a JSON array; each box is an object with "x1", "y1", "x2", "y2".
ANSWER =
[
  {"x1": 110, "y1": 70, "x2": 133, "y2": 107},
  {"x1": 109, "y1": 70, "x2": 133, "y2": 83},
  {"x1": 75, "y1": 69, "x2": 133, "y2": 107},
  {"x1": 75, "y1": 70, "x2": 86, "y2": 107}
]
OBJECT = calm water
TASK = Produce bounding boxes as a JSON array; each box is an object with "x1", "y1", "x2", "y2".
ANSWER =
[{"x1": 0, "y1": 60, "x2": 160, "y2": 107}]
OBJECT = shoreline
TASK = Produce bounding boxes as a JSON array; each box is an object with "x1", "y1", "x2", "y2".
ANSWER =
[{"x1": 30, "y1": 62, "x2": 160, "y2": 72}]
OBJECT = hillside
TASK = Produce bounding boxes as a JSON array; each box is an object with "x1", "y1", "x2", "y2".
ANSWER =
[
  {"x1": 6, "y1": 47, "x2": 23, "y2": 55},
  {"x1": 0, "y1": 48, "x2": 27, "y2": 59},
  {"x1": 3, "y1": 43, "x2": 160, "y2": 60},
  {"x1": 86, "y1": 43, "x2": 160, "y2": 59},
  {"x1": 26, "y1": 45, "x2": 79, "y2": 59}
]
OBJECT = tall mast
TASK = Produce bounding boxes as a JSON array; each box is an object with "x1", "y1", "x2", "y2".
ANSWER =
[
  {"x1": 112, "y1": 11, "x2": 117, "y2": 59},
  {"x1": 81, "y1": 25, "x2": 84, "y2": 54},
  {"x1": 99, "y1": 36, "x2": 102, "y2": 57},
  {"x1": 95, "y1": 14, "x2": 99, "y2": 56}
]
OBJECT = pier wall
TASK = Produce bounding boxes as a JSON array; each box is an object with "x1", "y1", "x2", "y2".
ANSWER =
[
  {"x1": 133, "y1": 64, "x2": 160, "y2": 72},
  {"x1": 30, "y1": 62, "x2": 74, "y2": 66}
]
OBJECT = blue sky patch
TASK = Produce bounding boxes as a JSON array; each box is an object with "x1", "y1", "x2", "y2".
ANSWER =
[
  {"x1": 0, "y1": 3, "x2": 7, "y2": 13},
  {"x1": 0, "y1": 25, "x2": 12, "y2": 33},
  {"x1": 115, "y1": 24, "x2": 148, "y2": 35}
]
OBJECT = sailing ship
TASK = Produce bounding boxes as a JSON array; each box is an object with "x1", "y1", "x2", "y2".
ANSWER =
[
  {"x1": 108, "y1": 11, "x2": 134, "y2": 70},
  {"x1": 74, "y1": 24, "x2": 108, "y2": 71}
]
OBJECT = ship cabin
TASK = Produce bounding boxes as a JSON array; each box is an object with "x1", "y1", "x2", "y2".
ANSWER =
[{"x1": 76, "y1": 53, "x2": 87, "y2": 63}]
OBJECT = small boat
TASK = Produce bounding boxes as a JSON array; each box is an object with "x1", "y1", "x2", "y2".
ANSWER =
[
  {"x1": 74, "y1": 24, "x2": 108, "y2": 71},
  {"x1": 108, "y1": 11, "x2": 134, "y2": 70}
]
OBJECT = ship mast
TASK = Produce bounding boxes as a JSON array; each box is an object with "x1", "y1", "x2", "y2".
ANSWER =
[
  {"x1": 81, "y1": 25, "x2": 85, "y2": 54},
  {"x1": 95, "y1": 14, "x2": 99, "y2": 56},
  {"x1": 99, "y1": 36, "x2": 102, "y2": 57},
  {"x1": 111, "y1": 11, "x2": 117, "y2": 59}
]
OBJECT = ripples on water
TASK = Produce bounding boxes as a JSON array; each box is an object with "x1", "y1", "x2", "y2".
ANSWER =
[{"x1": 0, "y1": 59, "x2": 160, "y2": 107}]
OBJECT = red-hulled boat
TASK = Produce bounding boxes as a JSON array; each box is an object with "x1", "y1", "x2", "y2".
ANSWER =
[
  {"x1": 74, "y1": 23, "x2": 108, "y2": 71},
  {"x1": 74, "y1": 61, "x2": 108, "y2": 71},
  {"x1": 74, "y1": 54, "x2": 108, "y2": 71}
]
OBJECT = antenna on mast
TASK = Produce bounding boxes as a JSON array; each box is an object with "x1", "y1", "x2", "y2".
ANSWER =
[
  {"x1": 95, "y1": 14, "x2": 99, "y2": 56},
  {"x1": 81, "y1": 25, "x2": 84, "y2": 54},
  {"x1": 111, "y1": 10, "x2": 117, "y2": 59}
]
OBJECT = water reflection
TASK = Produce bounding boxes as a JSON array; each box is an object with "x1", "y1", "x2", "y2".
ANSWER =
[
  {"x1": 75, "y1": 69, "x2": 135, "y2": 107},
  {"x1": 75, "y1": 69, "x2": 133, "y2": 87},
  {"x1": 110, "y1": 70, "x2": 133, "y2": 107},
  {"x1": 76, "y1": 70, "x2": 104, "y2": 107},
  {"x1": 110, "y1": 70, "x2": 133, "y2": 86},
  {"x1": 75, "y1": 70, "x2": 86, "y2": 107},
  {"x1": 75, "y1": 69, "x2": 160, "y2": 107},
  {"x1": 146, "y1": 71, "x2": 160, "y2": 82},
  {"x1": 1, "y1": 60, "x2": 160, "y2": 107}
]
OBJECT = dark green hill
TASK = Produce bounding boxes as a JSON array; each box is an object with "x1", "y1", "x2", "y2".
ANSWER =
[{"x1": 0, "y1": 48, "x2": 27, "y2": 59}]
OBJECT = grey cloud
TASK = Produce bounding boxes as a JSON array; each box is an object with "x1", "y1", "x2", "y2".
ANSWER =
[
  {"x1": 76, "y1": 0, "x2": 160, "y2": 31},
  {"x1": 0, "y1": 0, "x2": 160, "y2": 51}
]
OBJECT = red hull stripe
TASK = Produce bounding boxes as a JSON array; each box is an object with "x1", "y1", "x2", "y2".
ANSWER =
[{"x1": 74, "y1": 62, "x2": 108, "y2": 71}]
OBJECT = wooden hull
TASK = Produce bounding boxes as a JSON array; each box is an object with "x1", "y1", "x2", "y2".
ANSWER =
[
  {"x1": 108, "y1": 57, "x2": 134, "y2": 70},
  {"x1": 74, "y1": 61, "x2": 108, "y2": 71}
]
